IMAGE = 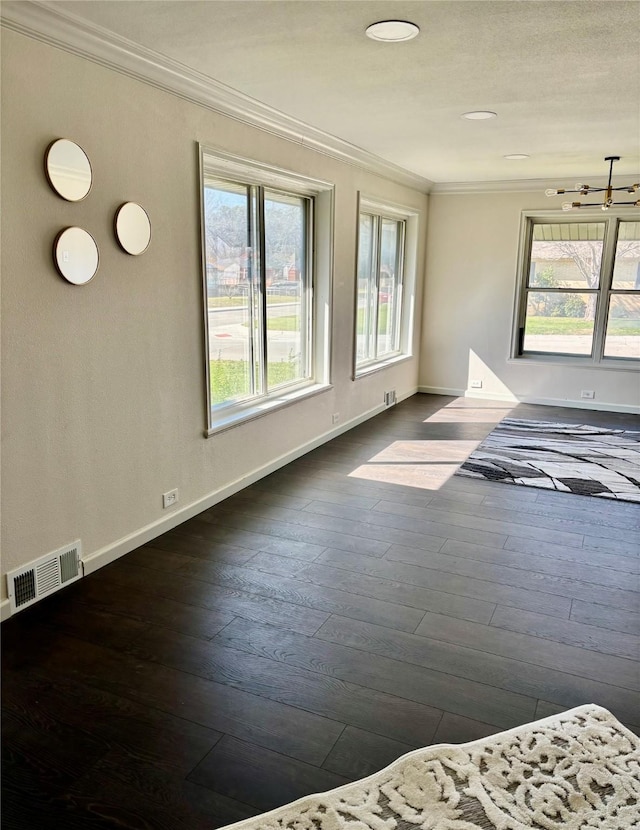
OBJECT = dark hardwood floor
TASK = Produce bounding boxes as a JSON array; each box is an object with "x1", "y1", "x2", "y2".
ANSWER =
[{"x1": 3, "y1": 393, "x2": 639, "y2": 828}]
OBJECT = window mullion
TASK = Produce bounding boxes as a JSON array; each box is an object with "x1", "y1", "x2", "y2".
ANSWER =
[
  {"x1": 516, "y1": 220, "x2": 535, "y2": 355},
  {"x1": 247, "y1": 185, "x2": 258, "y2": 397},
  {"x1": 393, "y1": 220, "x2": 405, "y2": 350},
  {"x1": 257, "y1": 186, "x2": 268, "y2": 394},
  {"x1": 593, "y1": 217, "x2": 618, "y2": 362},
  {"x1": 373, "y1": 217, "x2": 382, "y2": 359},
  {"x1": 303, "y1": 198, "x2": 312, "y2": 378}
]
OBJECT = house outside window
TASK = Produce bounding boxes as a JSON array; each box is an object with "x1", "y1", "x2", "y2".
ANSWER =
[
  {"x1": 513, "y1": 213, "x2": 640, "y2": 364},
  {"x1": 200, "y1": 148, "x2": 333, "y2": 435},
  {"x1": 354, "y1": 196, "x2": 419, "y2": 377}
]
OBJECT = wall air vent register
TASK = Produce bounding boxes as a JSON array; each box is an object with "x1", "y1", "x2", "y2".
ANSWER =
[{"x1": 6, "y1": 541, "x2": 83, "y2": 614}]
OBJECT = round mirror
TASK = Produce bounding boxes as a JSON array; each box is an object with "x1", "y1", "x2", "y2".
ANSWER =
[
  {"x1": 45, "y1": 139, "x2": 92, "y2": 202},
  {"x1": 114, "y1": 202, "x2": 151, "y2": 255},
  {"x1": 53, "y1": 227, "x2": 99, "y2": 285}
]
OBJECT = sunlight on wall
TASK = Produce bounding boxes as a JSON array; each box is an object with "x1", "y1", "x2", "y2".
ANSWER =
[{"x1": 466, "y1": 349, "x2": 517, "y2": 401}]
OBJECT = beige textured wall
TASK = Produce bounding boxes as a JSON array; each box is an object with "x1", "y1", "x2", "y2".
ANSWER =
[
  {"x1": 420, "y1": 191, "x2": 640, "y2": 408},
  {"x1": 0, "y1": 30, "x2": 427, "y2": 598}
]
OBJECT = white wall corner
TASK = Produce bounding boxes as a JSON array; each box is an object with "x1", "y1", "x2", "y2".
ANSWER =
[{"x1": 397, "y1": 386, "x2": 418, "y2": 404}]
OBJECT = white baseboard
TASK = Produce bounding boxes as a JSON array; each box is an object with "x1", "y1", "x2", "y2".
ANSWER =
[
  {"x1": 417, "y1": 385, "x2": 465, "y2": 396},
  {"x1": 464, "y1": 388, "x2": 640, "y2": 413},
  {"x1": 0, "y1": 599, "x2": 11, "y2": 622},
  {"x1": 418, "y1": 386, "x2": 639, "y2": 414},
  {"x1": 81, "y1": 392, "x2": 415, "y2": 579},
  {"x1": 513, "y1": 395, "x2": 640, "y2": 415}
]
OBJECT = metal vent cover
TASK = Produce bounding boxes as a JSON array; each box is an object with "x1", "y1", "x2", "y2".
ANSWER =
[
  {"x1": 13, "y1": 569, "x2": 37, "y2": 608},
  {"x1": 6, "y1": 541, "x2": 82, "y2": 615},
  {"x1": 384, "y1": 390, "x2": 397, "y2": 407},
  {"x1": 60, "y1": 547, "x2": 80, "y2": 583}
]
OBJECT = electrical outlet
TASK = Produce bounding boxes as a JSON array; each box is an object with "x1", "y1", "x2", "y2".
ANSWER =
[
  {"x1": 470, "y1": 380, "x2": 483, "y2": 389},
  {"x1": 581, "y1": 390, "x2": 595, "y2": 400},
  {"x1": 163, "y1": 488, "x2": 179, "y2": 508},
  {"x1": 332, "y1": 413, "x2": 340, "y2": 424}
]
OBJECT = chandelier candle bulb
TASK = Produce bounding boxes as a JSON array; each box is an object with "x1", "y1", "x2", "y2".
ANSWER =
[{"x1": 547, "y1": 156, "x2": 639, "y2": 210}]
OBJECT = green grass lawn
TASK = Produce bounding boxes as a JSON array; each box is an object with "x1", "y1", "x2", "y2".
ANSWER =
[
  {"x1": 210, "y1": 359, "x2": 299, "y2": 405},
  {"x1": 263, "y1": 303, "x2": 392, "y2": 333},
  {"x1": 527, "y1": 317, "x2": 640, "y2": 335},
  {"x1": 356, "y1": 303, "x2": 389, "y2": 333}
]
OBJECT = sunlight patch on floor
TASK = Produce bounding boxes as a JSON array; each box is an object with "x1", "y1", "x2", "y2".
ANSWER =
[
  {"x1": 348, "y1": 398, "x2": 516, "y2": 491},
  {"x1": 348, "y1": 462, "x2": 461, "y2": 489},
  {"x1": 348, "y1": 439, "x2": 483, "y2": 490},
  {"x1": 420, "y1": 398, "x2": 515, "y2": 424}
]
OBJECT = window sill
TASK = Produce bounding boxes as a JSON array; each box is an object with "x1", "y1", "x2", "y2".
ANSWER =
[
  {"x1": 508, "y1": 355, "x2": 639, "y2": 372},
  {"x1": 354, "y1": 353, "x2": 412, "y2": 379},
  {"x1": 205, "y1": 382, "x2": 332, "y2": 437}
]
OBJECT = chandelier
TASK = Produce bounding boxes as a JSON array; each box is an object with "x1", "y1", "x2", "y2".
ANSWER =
[{"x1": 546, "y1": 156, "x2": 639, "y2": 211}]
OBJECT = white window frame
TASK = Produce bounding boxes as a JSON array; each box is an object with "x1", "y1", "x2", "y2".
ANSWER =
[
  {"x1": 511, "y1": 209, "x2": 640, "y2": 368},
  {"x1": 353, "y1": 194, "x2": 419, "y2": 378},
  {"x1": 199, "y1": 146, "x2": 334, "y2": 435}
]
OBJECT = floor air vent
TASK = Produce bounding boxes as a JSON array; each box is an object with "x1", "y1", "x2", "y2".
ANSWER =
[{"x1": 6, "y1": 541, "x2": 82, "y2": 614}]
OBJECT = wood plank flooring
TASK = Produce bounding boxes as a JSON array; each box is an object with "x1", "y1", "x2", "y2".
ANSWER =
[{"x1": 3, "y1": 393, "x2": 639, "y2": 829}]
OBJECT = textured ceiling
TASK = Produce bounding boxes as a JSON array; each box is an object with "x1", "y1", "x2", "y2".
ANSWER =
[{"x1": 41, "y1": 1, "x2": 640, "y2": 183}]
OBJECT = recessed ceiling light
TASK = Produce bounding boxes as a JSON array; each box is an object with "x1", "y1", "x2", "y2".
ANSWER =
[
  {"x1": 462, "y1": 111, "x2": 497, "y2": 120},
  {"x1": 365, "y1": 20, "x2": 420, "y2": 42},
  {"x1": 504, "y1": 154, "x2": 530, "y2": 160}
]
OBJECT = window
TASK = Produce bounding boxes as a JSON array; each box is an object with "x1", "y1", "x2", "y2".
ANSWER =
[
  {"x1": 355, "y1": 196, "x2": 418, "y2": 376},
  {"x1": 514, "y1": 214, "x2": 640, "y2": 363},
  {"x1": 200, "y1": 148, "x2": 333, "y2": 434}
]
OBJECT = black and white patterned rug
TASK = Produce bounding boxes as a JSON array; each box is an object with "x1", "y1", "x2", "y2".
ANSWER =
[{"x1": 455, "y1": 417, "x2": 640, "y2": 503}]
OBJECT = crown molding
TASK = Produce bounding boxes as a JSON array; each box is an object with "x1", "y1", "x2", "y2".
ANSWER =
[
  {"x1": 1, "y1": 0, "x2": 433, "y2": 194},
  {"x1": 431, "y1": 175, "x2": 638, "y2": 195}
]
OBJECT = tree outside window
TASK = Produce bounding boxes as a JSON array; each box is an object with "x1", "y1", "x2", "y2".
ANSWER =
[{"x1": 517, "y1": 217, "x2": 640, "y2": 361}]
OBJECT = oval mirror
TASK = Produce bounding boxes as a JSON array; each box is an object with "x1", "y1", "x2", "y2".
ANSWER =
[
  {"x1": 45, "y1": 139, "x2": 92, "y2": 202},
  {"x1": 115, "y1": 202, "x2": 151, "y2": 255},
  {"x1": 53, "y1": 227, "x2": 99, "y2": 285}
]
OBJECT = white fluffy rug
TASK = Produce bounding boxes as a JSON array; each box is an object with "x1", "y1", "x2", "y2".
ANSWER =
[{"x1": 220, "y1": 705, "x2": 640, "y2": 830}]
